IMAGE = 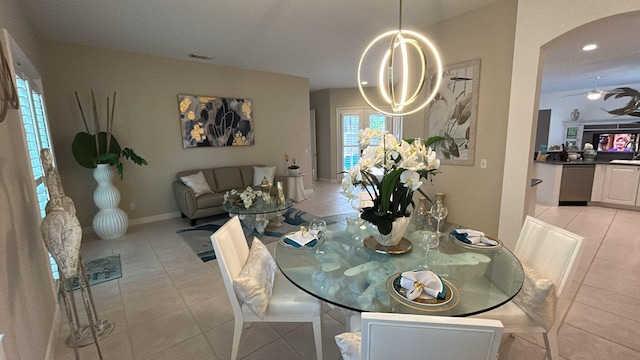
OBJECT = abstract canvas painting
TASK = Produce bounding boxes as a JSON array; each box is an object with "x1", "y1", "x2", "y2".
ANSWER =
[
  {"x1": 178, "y1": 95, "x2": 254, "y2": 148},
  {"x1": 426, "y1": 59, "x2": 480, "y2": 165}
]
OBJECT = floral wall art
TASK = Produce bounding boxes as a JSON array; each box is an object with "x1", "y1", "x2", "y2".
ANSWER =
[
  {"x1": 426, "y1": 59, "x2": 480, "y2": 165},
  {"x1": 177, "y1": 94, "x2": 254, "y2": 148}
]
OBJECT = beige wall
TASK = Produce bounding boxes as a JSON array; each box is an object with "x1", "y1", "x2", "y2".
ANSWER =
[
  {"x1": 40, "y1": 43, "x2": 312, "y2": 228},
  {"x1": 420, "y1": 0, "x2": 517, "y2": 235},
  {"x1": 0, "y1": 0, "x2": 59, "y2": 359},
  {"x1": 499, "y1": 0, "x2": 640, "y2": 246},
  {"x1": 311, "y1": 0, "x2": 517, "y2": 237}
]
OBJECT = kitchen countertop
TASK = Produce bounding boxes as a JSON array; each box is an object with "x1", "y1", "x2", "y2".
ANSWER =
[
  {"x1": 537, "y1": 160, "x2": 640, "y2": 166},
  {"x1": 535, "y1": 160, "x2": 608, "y2": 165}
]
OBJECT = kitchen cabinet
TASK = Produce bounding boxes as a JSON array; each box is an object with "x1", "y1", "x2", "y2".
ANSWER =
[
  {"x1": 601, "y1": 165, "x2": 640, "y2": 205},
  {"x1": 590, "y1": 165, "x2": 606, "y2": 202}
]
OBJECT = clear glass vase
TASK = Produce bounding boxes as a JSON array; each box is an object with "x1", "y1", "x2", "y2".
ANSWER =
[{"x1": 414, "y1": 197, "x2": 429, "y2": 230}]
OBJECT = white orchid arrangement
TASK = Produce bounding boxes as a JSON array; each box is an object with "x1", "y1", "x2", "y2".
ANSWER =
[
  {"x1": 341, "y1": 128, "x2": 443, "y2": 235},
  {"x1": 224, "y1": 187, "x2": 270, "y2": 209}
]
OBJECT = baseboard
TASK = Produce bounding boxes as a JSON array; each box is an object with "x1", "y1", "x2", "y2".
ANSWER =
[
  {"x1": 318, "y1": 177, "x2": 340, "y2": 183},
  {"x1": 129, "y1": 212, "x2": 181, "y2": 226}
]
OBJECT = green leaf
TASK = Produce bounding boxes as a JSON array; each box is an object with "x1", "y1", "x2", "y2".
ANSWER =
[
  {"x1": 71, "y1": 131, "x2": 147, "y2": 179},
  {"x1": 379, "y1": 168, "x2": 403, "y2": 214},
  {"x1": 71, "y1": 132, "x2": 97, "y2": 168},
  {"x1": 424, "y1": 136, "x2": 445, "y2": 148}
]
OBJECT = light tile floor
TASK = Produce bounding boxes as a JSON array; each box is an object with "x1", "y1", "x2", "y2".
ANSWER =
[{"x1": 53, "y1": 182, "x2": 640, "y2": 359}]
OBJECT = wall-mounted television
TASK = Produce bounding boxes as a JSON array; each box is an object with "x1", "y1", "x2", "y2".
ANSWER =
[{"x1": 593, "y1": 133, "x2": 637, "y2": 152}]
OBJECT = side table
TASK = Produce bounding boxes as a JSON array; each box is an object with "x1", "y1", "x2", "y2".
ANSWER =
[{"x1": 283, "y1": 173, "x2": 307, "y2": 202}]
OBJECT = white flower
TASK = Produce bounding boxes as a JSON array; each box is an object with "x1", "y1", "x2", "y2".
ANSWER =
[
  {"x1": 400, "y1": 170, "x2": 422, "y2": 191},
  {"x1": 345, "y1": 127, "x2": 441, "y2": 221}
]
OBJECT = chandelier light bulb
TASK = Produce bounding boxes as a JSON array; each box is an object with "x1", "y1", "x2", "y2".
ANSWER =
[
  {"x1": 358, "y1": 29, "x2": 442, "y2": 117},
  {"x1": 357, "y1": 0, "x2": 442, "y2": 117}
]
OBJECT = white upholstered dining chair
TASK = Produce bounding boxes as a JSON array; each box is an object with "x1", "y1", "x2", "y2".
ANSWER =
[
  {"x1": 474, "y1": 215, "x2": 584, "y2": 360},
  {"x1": 210, "y1": 216, "x2": 323, "y2": 360},
  {"x1": 335, "y1": 312, "x2": 503, "y2": 360}
]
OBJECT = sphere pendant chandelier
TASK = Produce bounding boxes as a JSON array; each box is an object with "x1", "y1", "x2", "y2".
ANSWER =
[{"x1": 357, "y1": 0, "x2": 443, "y2": 116}]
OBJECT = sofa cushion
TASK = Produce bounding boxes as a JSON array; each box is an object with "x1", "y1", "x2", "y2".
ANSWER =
[
  {"x1": 195, "y1": 192, "x2": 225, "y2": 209},
  {"x1": 253, "y1": 166, "x2": 276, "y2": 186},
  {"x1": 179, "y1": 171, "x2": 213, "y2": 197},
  {"x1": 240, "y1": 165, "x2": 259, "y2": 188},
  {"x1": 213, "y1": 167, "x2": 244, "y2": 192}
]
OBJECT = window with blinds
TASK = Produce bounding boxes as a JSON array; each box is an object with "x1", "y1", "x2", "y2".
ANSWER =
[
  {"x1": 6, "y1": 27, "x2": 59, "y2": 280},
  {"x1": 16, "y1": 76, "x2": 52, "y2": 219}
]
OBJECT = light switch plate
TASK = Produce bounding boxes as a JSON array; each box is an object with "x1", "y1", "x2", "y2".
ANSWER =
[{"x1": 480, "y1": 159, "x2": 487, "y2": 168}]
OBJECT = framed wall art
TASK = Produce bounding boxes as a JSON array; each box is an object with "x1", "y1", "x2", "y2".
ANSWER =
[
  {"x1": 426, "y1": 59, "x2": 480, "y2": 165},
  {"x1": 177, "y1": 94, "x2": 254, "y2": 148}
]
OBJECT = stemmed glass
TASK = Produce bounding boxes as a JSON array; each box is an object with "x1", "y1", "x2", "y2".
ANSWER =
[
  {"x1": 418, "y1": 231, "x2": 440, "y2": 270},
  {"x1": 308, "y1": 218, "x2": 327, "y2": 252},
  {"x1": 430, "y1": 198, "x2": 448, "y2": 237},
  {"x1": 349, "y1": 196, "x2": 367, "y2": 230}
]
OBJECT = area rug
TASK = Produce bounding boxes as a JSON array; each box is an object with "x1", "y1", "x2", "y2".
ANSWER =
[
  {"x1": 176, "y1": 208, "x2": 334, "y2": 262},
  {"x1": 71, "y1": 255, "x2": 122, "y2": 290}
]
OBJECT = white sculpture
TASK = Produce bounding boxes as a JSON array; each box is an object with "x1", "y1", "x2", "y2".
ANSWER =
[
  {"x1": 39, "y1": 148, "x2": 114, "y2": 359},
  {"x1": 40, "y1": 149, "x2": 82, "y2": 278}
]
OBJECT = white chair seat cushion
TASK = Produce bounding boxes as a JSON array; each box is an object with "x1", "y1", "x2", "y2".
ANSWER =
[
  {"x1": 180, "y1": 171, "x2": 213, "y2": 197},
  {"x1": 233, "y1": 238, "x2": 275, "y2": 319},
  {"x1": 479, "y1": 301, "x2": 540, "y2": 329},
  {"x1": 334, "y1": 332, "x2": 361, "y2": 360},
  {"x1": 240, "y1": 271, "x2": 321, "y2": 319}
]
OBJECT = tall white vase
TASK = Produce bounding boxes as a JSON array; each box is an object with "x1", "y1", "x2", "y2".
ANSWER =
[{"x1": 92, "y1": 164, "x2": 128, "y2": 239}]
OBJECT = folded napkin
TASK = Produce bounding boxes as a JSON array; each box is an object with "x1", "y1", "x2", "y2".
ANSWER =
[
  {"x1": 450, "y1": 229, "x2": 499, "y2": 246},
  {"x1": 284, "y1": 230, "x2": 318, "y2": 248},
  {"x1": 398, "y1": 270, "x2": 446, "y2": 301}
]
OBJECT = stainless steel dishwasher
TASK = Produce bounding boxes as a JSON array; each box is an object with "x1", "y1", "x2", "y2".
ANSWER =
[{"x1": 559, "y1": 164, "x2": 595, "y2": 205}]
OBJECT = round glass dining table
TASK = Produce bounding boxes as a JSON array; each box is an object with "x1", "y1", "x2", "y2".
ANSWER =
[{"x1": 274, "y1": 215, "x2": 524, "y2": 317}]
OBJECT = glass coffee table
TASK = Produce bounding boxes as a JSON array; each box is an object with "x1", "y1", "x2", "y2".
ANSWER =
[{"x1": 222, "y1": 197, "x2": 293, "y2": 233}]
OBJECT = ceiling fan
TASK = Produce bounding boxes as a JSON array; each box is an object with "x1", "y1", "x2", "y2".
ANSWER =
[{"x1": 564, "y1": 76, "x2": 616, "y2": 100}]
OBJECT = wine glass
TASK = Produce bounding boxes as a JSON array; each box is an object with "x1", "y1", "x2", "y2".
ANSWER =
[
  {"x1": 418, "y1": 231, "x2": 439, "y2": 269},
  {"x1": 430, "y1": 199, "x2": 448, "y2": 237},
  {"x1": 308, "y1": 218, "x2": 327, "y2": 253}
]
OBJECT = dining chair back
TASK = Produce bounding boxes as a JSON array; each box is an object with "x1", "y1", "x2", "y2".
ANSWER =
[
  {"x1": 475, "y1": 215, "x2": 583, "y2": 360},
  {"x1": 211, "y1": 216, "x2": 323, "y2": 360},
  {"x1": 361, "y1": 312, "x2": 503, "y2": 360}
]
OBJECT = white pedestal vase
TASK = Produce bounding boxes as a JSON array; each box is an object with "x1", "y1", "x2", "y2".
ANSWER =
[
  {"x1": 92, "y1": 164, "x2": 128, "y2": 239},
  {"x1": 367, "y1": 215, "x2": 411, "y2": 247}
]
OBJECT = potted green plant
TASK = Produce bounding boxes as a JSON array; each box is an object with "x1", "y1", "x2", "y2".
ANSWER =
[{"x1": 71, "y1": 90, "x2": 147, "y2": 179}]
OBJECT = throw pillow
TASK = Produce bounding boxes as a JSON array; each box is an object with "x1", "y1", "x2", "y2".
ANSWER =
[
  {"x1": 179, "y1": 171, "x2": 213, "y2": 197},
  {"x1": 335, "y1": 332, "x2": 362, "y2": 360},
  {"x1": 512, "y1": 262, "x2": 557, "y2": 330},
  {"x1": 253, "y1": 166, "x2": 276, "y2": 186},
  {"x1": 233, "y1": 237, "x2": 276, "y2": 319}
]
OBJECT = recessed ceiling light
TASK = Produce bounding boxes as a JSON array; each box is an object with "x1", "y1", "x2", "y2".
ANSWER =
[
  {"x1": 361, "y1": 81, "x2": 369, "y2": 86},
  {"x1": 582, "y1": 44, "x2": 597, "y2": 51}
]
